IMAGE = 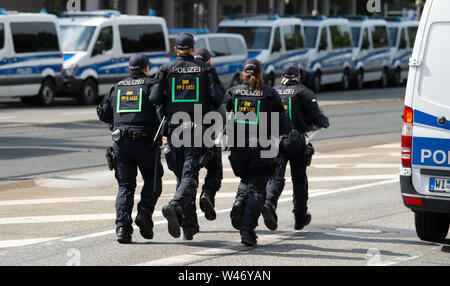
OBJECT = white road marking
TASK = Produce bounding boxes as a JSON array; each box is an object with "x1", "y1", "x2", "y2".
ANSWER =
[
  {"x1": 0, "y1": 237, "x2": 63, "y2": 248},
  {"x1": 59, "y1": 111, "x2": 94, "y2": 116},
  {"x1": 370, "y1": 143, "x2": 400, "y2": 149},
  {"x1": 59, "y1": 179, "x2": 398, "y2": 244},
  {"x1": 373, "y1": 255, "x2": 420, "y2": 266},
  {"x1": 311, "y1": 163, "x2": 399, "y2": 169},
  {"x1": 0, "y1": 116, "x2": 16, "y2": 120}
]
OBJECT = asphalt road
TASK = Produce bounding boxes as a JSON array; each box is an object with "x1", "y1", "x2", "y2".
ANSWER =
[{"x1": 0, "y1": 87, "x2": 448, "y2": 267}]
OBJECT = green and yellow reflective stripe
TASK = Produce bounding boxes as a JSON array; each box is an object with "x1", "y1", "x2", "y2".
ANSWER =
[
  {"x1": 171, "y1": 77, "x2": 200, "y2": 103},
  {"x1": 117, "y1": 88, "x2": 142, "y2": 113},
  {"x1": 234, "y1": 98, "x2": 260, "y2": 125}
]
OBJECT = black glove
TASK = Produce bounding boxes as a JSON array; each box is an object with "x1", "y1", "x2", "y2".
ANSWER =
[{"x1": 318, "y1": 116, "x2": 329, "y2": 129}]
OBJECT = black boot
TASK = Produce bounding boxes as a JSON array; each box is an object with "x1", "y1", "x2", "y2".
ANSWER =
[
  {"x1": 200, "y1": 192, "x2": 216, "y2": 221},
  {"x1": 240, "y1": 229, "x2": 257, "y2": 246},
  {"x1": 230, "y1": 200, "x2": 245, "y2": 230},
  {"x1": 183, "y1": 227, "x2": 195, "y2": 241},
  {"x1": 295, "y1": 212, "x2": 312, "y2": 230},
  {"x1": 162, "y1": 204, "x2": 182, "y2": 238},
  {"x1": 135, "y1": 210, "x2": 154, "y2": 240},
  {"x1": 261, "y1": 203, "x2": 278, "y2": 231},
  {"x1": 116, "y1": 226, "x2": 133, "y2": 244}
]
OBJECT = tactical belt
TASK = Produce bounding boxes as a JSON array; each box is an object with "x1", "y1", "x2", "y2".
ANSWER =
[{"x1": 120, "y1": 129, "x2": 152, "y2": 141}]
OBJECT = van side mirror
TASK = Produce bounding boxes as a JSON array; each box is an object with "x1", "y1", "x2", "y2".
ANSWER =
[
  {"x1": 361, "y1": 40, "x2": 370, "y2": 50},
  {"x1": 272, "y1": 42, "x2": 281, "y2": 53},
  {"x1": 319, "y1": 41, "x2": 327, "y2": 51},
  {"x1": 399, "y1": 40, "x2": 407, "y2": 49},
  {"x1": 92, "y1": 41, "x2": 105, "y2": 57}
]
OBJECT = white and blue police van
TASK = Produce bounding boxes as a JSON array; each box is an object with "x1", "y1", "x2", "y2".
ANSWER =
[
  {"x1": 301, "y1": 16, "x2": 353, "y2": 92},
  {"x1": 58, "y1": 11, "x2": 170, "y2": 105},
  {"x1": 0, "y1": 10, "x2": 63, "y2": 106},
  {"x1": 344, "y1": 16, "x2": 391, "y2": 89},
  {"x1": 400, "y1": 0, "x2": 450, "y2": 243},
  {"x1": 217, "y1": 15, "x2": 309, "y2": 87},
  {"x1": 168, "y1": 28, "x2": 248, "y2": 88},
  {"x1": 386, "y1": 17, "x2": 419, "y2": 86}
]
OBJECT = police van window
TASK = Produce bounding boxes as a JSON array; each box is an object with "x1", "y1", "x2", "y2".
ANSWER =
[
  {"x1": 217, "y1": 26, "x2": 271, "y2": 50},
  {"x1": 399, "y1": 28, "x2": 407, "y2": 49},
  {"x1": 329, "y1": 25, "x2": 351, "y2": 49},
  {"x1": 227, "y1": 38, "x2": 246, "y2": 55},
  {"x1": 119, "y1": 24, "x2": 166, "y2": 53},
  {"x1": 97, "y1": 26, "x2": 113, "y2": 51},
  {"x1": 362, "y1": 27, "x2": 369, "y2": 47},
  {"x1": 10, "y1": 22, "x2": 59, "y2": 53},
  {"x1": 195, "y1": 38, "x2": 207, "y2": 50},
  {"x1": 388, "y1": 27, "x2": 398, "y2": 47},
  {"x1": 208, "y1": 38, "x2": 230, "y2": 57},
  {"x1": 419, "y1": 23, "x2": 450, "y2": 107},
  {"x1": 407, "y1": 26, "x2": 418, "y2": 49},
  {"x1": 351, "y1": 27, "x2": 360, "y2": 47},
  {"x1": 60, "y1": 25, "x2": 96, "y2": 52},
  {"x1": 0, "y1": 23, "x2": 4, "y2": 50},
  {"x1": 304, "y1": 26, "x2": 318, "y2": 48},
  {"x1": 273, "y1": 27, "x2": 282, "y2": 51},
  {"x1": 371, "y1": 26, "x2": 389, "y2": 48},
  {"x1": 319, "y1": 27, "x2": 328, "y2": 50},
  {"x1": 283, "y1": 25, "x2": 304, "y2": 51}
]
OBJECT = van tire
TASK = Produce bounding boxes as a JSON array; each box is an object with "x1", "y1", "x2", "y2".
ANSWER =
[
  {"x1": 354, "y1": 69, "x2": 364, "y2": 90},
  {"x1": 36, "y1": 79, "x2": 55, "y2": 107},
  {"x1": 340, "y1": 70, "x2": 350, "y2": 91},
  {"x1": 79, "y1": 79, "x2": 98, "y2": 105},
  {"x1": 414, "y1": 211, "x2": 449, "y2": 242},
  {"x1": 312, "y1": 72, "x2": 321, "y2": 93},
  {"x1": 378, "y1": 68, "x2": 388, "y2": 88}
]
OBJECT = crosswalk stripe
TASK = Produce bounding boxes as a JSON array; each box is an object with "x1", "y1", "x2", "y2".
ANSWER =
[{"x1": 0, "y1": 237, "x2": 63, "y2": 248}]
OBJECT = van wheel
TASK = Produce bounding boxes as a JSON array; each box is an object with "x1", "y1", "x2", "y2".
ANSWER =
[
  {"x1": 394, "y1": 68, "x2": 402, "y2": 87},
  {"x1": 312, "y1": 72, "x2": 321, "y2": 93},
  {"x1": 36, "y1": 79, "x2": 55, "y2": 107},
  {"x1": 340, "y1": 70, "x2": 350, "y2": 91},
  {"x1": 414, "y1": 212, "x2": 449, "y2": 242},
  {"x1": 379, "y1": 69, "x2": 388, "y2": 88},
  {"x1": 354, "y1": 69, "x2": 364, "y2": 90},
  {"x1": 79, "y1": 79, "x2": 98, "y2": 105}
]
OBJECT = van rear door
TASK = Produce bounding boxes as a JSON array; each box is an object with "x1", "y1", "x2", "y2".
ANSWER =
[
  {"x1": 0, "y1": 21, "x2": 10, "y2": 97},
  {"x1": 411, "y1": 21, "x2": 450, "y2": 197}
]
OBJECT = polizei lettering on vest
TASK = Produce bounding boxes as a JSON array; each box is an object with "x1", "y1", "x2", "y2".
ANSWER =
[
  {"x1": 277, "y1": 89, "x2": 296, "y2": 95},
  {"x1": 171, "y1": 66, "x2": 202, "y2": 73},
  {"x1": 118, "y1": 79, "x2": 145, "y2": 86},
  {"x1": 235, "y1": 89, "x2": 263, "y2": 96}
]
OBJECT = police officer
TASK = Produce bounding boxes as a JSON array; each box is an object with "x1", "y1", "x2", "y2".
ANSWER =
[
  {"x1": 97, "y1": 54, "x2": 163, "y2": 244},
  {"x1": 262, "y1": 63, "x2": 329, "y2": 232},
  {"x1": 150, "y1": 33, "x2": 221, "y2": 240},
  {"x1": 226, "y1": 58, "x2": 292, "y2": 246},
  {"x1": 193, "y1": 48, "x2": 226, "y2": 221}
]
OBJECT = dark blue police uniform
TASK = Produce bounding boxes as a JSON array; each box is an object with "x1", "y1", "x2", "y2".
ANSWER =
[
  {"x1": 226, "y1": 59, "x2": 292, "y2": 246},
  {"x1": 97, "y1": 54, "x2": 163, "y2": 243},
  {"x1": 150, "y1": 33, "x2": 220, "y2": 240},
  {"x1": 263, "y1": 63, "x2": 329, "y2": 231}
]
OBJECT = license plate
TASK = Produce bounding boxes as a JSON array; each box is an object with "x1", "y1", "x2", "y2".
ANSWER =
[{"x1": 429, "y1": 177, "x2": 450, "y2": 193}]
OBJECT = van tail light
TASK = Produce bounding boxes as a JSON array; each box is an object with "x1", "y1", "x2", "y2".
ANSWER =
[{"x1": 401, "y1": 106, "x2": 413, "y2": 168}]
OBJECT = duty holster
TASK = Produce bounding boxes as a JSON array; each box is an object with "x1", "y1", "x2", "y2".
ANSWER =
[
  {"x1": 304, "y1": 143, "x2": 315, "y2": 167},
  {"x1": 105, "y1": 147, "x2": 117, "y2": 171}
]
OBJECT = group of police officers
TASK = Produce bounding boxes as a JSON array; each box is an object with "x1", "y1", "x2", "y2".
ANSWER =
[{"x1": 97, "y1": 32, "x2": 329, "y2": 246}]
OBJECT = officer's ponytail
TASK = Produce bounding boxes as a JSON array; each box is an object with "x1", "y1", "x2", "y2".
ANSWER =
[{"x1": 240, "y1": 71, "x2": 264, "y2": 91}]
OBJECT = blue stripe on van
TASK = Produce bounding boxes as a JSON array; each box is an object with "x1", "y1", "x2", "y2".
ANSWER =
[
  {"x1": 214, "y1": 60, "x2": 245, "y2": 76},
  {"x1": 0, "y1": 53, "x2": 61, "y2": 67},
  {"x1": 354, "y1": 49, "x2": 390, "y2": 67},
  {"x1": 266, "y1": 49, "x2": 309, "y2": 70},
  {"x1": 248, "y1": 51, "x2": 261, "y2": 58},
  {"x1": 414, "y1": 109, "x2": 450, "y2": 131},
  {"x1": 412, "y1": 137, "x2": 450, "y2": 167},
  {"x1": 391, "y1": 51, "x2": 411, "y2": 65},
  {"x1": 309, "y1": 49, "x2": 353, "y2": 69},
  {"x1": 74, "y1": 53, "x2": 168, "y2": 77}
]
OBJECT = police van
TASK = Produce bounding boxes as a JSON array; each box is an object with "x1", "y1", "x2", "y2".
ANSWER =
[
  {"x1": 0, "y1": 10, "x2": 63, "y2": 106},
  {"x1": 400, "y1": 0, "x2": 450, "y2": 242},
  {"x1": 301, "y1": 16, "x2": 353, "y2": 92},
  {"x1": 217, "y1": 15, "x2": 308, "y2": 87},
  {"x1": 386, "y1": 17, "x2": 419, "y2": 86},
  {"x1": 344, "y1": 16, "x2": 391, "y2": 89},
  {"x1": 168, "y1": 29, "x2": 248, "y2": 88},
  {"x1": 59, "y1": 11, "x2": 169, "y2": 105}
]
